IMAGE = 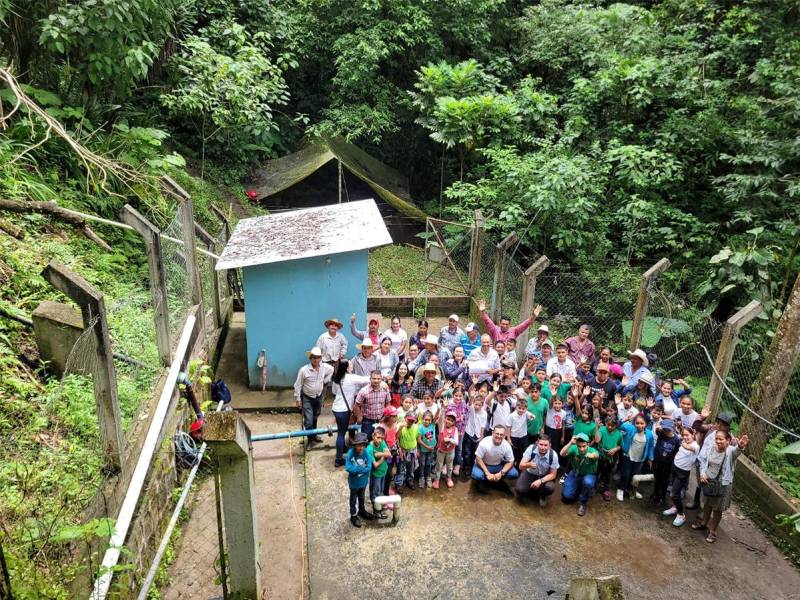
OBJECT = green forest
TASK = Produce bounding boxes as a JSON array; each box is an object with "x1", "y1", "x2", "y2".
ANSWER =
[{"x1": 1, "y1": 0, "x2": 799, "y2": 595}]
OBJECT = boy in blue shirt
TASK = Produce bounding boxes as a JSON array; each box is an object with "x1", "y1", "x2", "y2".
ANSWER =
[{"x1": 345, "y1": 432, "x2": 374, "y2": 527}]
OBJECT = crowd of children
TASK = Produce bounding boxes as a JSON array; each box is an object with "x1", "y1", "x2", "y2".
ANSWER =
[{"x1": 322, "y1": 308, "x2": 748, "y2": 537}]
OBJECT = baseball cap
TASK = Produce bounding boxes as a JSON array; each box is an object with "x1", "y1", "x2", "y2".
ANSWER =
[
  {"x1": 465, "y1": 322, "x2": 477, "y2": 332},
  {"x1": 449, "y1": 314, "x2": 460, "y2": 322},
  {"x1": 596, "y1": 362, "x2": 610, "y2": 372},
  {"x1": 716, "y1": 412, "x2": 734, "y2": 425},
  {"x1": 661, "y1": 419, "x2": 675, "y2": 431},
  {"x1": 575, "y1": 432, "x2": 590, "y2": 442}
]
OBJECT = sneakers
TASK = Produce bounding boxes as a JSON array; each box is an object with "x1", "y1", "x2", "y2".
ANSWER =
[
  {"x1": 616, "y1": 489, "x2": 625, "y2": 502},
  {"x1": 426, "y1": 477, "x2": 433, "y2": 488},
  {"x1": 634, "y1": 491, "x2": 643, "y2": 500},
  {"x1": 672, "y1": 514, "x2": 687, "y2": 527},
  {"x1": 602, "y1": 490, "x2": 611, "y2": 502},
  {"x1": 334, "y1": 458, "x2": 345, "y2": 468},
  {"x1": 377, "y1": 509, "x2": 388, "y2": 520},
  {"x1": 452, "y1": 465, "x2": 461, "y2": 476},
  {"x1": 432, "y1": 478, "x2": 440, "y2": 490},
  {"x1": 446, "y1": 478, "x2": 454, "y2": 489},
  {"x1": 418, "y1": 478, "x2": 425, "y2": 489},
  {"x1": 577, "y1": 504, "x2": 587, "y2": 517},
  {"x1": 539, "y1": 497, "x2": 548, "y2": 508},
  {"x1": 559, "y1": 474, "x2": 566, "y2": 484},
  {"x1": 350, "y1": 515, "x2": 362, "y2": 527},
  {"x1": 406, "y1": 479, "x2": 415, "y2": 490},
  {"x1": 358, "y1": 510, "x2": 375, "y2": 520},
  {"x1": 662, "y1": 507, "x2": 678, "y2": 516}
]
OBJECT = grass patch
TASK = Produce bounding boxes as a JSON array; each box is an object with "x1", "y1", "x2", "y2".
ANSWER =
[{"x1": 368, "y1": 245, "x2": 467, "y2": 296}]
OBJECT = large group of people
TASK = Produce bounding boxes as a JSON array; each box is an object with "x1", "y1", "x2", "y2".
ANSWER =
[{"x1": 293, "y1": 303, "x2": 748, "y2": 537}]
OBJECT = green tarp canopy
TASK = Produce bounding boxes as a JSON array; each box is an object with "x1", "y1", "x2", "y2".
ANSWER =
[{"x1": 249, "y1": 136, "x2": 428, "y2": 220}]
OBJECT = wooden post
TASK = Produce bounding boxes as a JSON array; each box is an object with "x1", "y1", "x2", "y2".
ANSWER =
[
  {"x1": 705, "y1": 300, "x2": 762, "y2": 417},
  {"x1": 491, "y1": 232, "x2": 518, "y2": 322},
  {"x1": 517, "y1": 255, "x2": 550, "y2": 361},
  {"x1": 121, "y1": 205, "x2": 171, "y2": 366},
  {"x1": 740, "y1": 273, "x2": 800, "y2": 461},
  {"x1": 163, "y1": 176, "x2": 206, "y2": 341},
  {"x1": 468, "y1": 209, "x2": 485, "y2": 298},
  {"x1": 194, "y1": 222, "x2": 223, "y2": 329},
  {"x1": 210, "y1": 203, "x2": 231, "y2": 243},
  {"x1": 628, "y1": 258, "x2": 671, "y2": 352},
  {"x1": 204, "y1": 412, "x2": 262, "y2": 600},
  {"x1": 41, "y1": 260, "x2": 124, "y2": 471}
]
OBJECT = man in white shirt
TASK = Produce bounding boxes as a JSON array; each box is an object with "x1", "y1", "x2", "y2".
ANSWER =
[
  {"x1": 546, "y1": 343, "x2": 577, "y2": 380},
  {"x1": 471, "y1": 425, "x2": 519, "y2": 485},
  {"x1": 293, "y1": 347, "x2": 334, "y2": 443},
  {"x1": 316, "y1": 318, "x2": 348, "y2": 365},
  {"x1": 468, "y1": 334, "x2": 501, "y2": 383}
]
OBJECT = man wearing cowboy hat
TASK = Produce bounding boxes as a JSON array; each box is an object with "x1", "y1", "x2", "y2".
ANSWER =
[
  {"x1": 294, "y1": 346, "x2": 334, "y2": 442},
  {"x1": 316, "y1": 318, "x2": 348, "y2": 366},
  {"x1": 623, "y1": 348, "x2": 655, "y2": 395},
  {"x1": 524, "y1": 323, "x2": 550, "y2": 359},
  {"x1": 350, "y1": 337, "x2": 378, "y2": 376},
  {"x1": 409, "y1": 334, "x2": 452, "y2": 373},
  {"x1": 411, "y1": 362, "x2": 443, "y2": 400}
]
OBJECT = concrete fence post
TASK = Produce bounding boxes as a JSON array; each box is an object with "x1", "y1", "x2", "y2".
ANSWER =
[
  {"x1": 705, "y1": 300, "x2": 762, "y2": 417},
  {"x1": 163, "y1": 176, "x2": 206, "y2": 343},
  {"x1": 41, "y1": 260, "x2": 125, "y2": 471},
  {"x1": 628, "y1": 258, "x2": 671, "y2": 352},
  {"x1": 468, "y1": 209, "x2": 485, "y2": 298},
  {"x1": 204, "y1": 412, "x2": 262, "y2": 600},
  {"x1": 740, "y1": 273, "x2": 800, "y2": 461},
  {"x1": 517, "y1": 255, "x2": 550, "y2": 361},
  {"x1": 121, "y1": 205, "x2": 171, "y2": 366},
  {"x1": 490, "y1": 232, "x2": 518, "y2": 322}
]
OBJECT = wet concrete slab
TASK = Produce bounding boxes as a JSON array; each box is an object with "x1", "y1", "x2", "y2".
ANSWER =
[{"x1": 305, "y1": 412, "x2": 800, "y2": 600}]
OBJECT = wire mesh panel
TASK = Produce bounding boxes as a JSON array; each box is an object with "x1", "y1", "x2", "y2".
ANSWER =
[
  {"x1": 423, "y1": 218, "x2": 472, "y2": 296},
  {"x1": 500, "y1": 257, "x2": 525, "y2": 325},
  {"x1": 160, "y1": 216, "x2": 194, "y2": 343}
]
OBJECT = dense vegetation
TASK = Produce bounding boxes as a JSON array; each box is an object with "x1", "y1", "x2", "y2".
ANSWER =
[{"x1": 1, "y1": 0, "x2": 799, "y2": 595}]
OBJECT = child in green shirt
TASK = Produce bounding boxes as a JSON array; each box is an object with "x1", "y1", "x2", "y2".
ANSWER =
[
  {"x1": 366, "y1": 426, "x2": 391, "y2": 518},
  {"x1": 398, "y1": 412, "x2": 420, "y2": 490},
  {"x1": 595, "y1": 417, "x2": 623, "y2": 501}
]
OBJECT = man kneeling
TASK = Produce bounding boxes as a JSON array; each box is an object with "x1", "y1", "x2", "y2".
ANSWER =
[
  {"x1": 471, "y1": 425, "x2": 519, "y2": 488},
  {"x1": 560, "y1": 433, "x2": 599, "y2": 516},
  {"x1": 515, "y1": 434, "x2": 559, "y2": 507}
]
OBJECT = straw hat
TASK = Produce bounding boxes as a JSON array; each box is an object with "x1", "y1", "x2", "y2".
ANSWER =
[
  {"x1": 423, "y1": 334, "x2": 439, "y2": 346},
  {"x1": 356, "y1": 338, "x2": 374, "y2": 350},
  {"x1": 422, "y1": 362, "x2": 437, "y2": 373},
  {"x1": 324, "y1": 318, "x2": 343, "y2": 329},
  {"x1": 305, "y1": 347, "x2": 322, "y2": 358},
  {"x1": 627, "y1": 348, "x2": 649, "y2": 367}
]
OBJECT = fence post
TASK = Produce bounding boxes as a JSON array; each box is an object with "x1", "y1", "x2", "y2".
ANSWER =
[
  {"x1": 491, "y1": 232, "x2": 518, "y2": 321},
  {"x1": 194, "y1": 223, "x2": 223, "y2": 329},
  {"x1": 41, "y1": 260, "x2": 124, "y2": 471},
  {"x1": 740, "y1": 273, "x2": 800, "y2": 461},
  {"x1": 163, "y1": 176, "x2": 206, "y2": 341},
  {"x1": 121, "y1": 205, "x2": 171, "y2": 366},
  {"x1": 517, "y1": 255, "x2": 550, "y2": 361},
  {"x1": 705, "y1": 300, "x2": 762, "y2": 417},
  {"x1": 628, "y1": 258, "x2": 671, "y2": 352},
  {"x1": 468, "y1": 210, "x2": 485, "y2": 297},
  {"x1": 204, "y1": 412, "x2": 262, "y2": 600},
  {"x1": 210, "y1": 203, "x2": 231, "y2": 243}
]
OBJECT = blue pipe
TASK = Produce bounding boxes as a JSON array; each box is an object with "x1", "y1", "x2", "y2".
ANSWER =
[{"x1": 250, "y1": 424, "x2": 360, "y2": 442}]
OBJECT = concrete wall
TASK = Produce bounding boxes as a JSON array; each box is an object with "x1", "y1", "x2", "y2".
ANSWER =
[
  {"x1": 242, "y1": 250, "x2": 367, "y2": 388},
  {"x1": 367, "y1": 295, "x2": 471, "y2": 317}
]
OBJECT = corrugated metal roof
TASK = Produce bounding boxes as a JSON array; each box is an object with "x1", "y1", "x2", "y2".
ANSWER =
[{"x1": 216, "y1": 199, "x2": 393, "y2": 270}]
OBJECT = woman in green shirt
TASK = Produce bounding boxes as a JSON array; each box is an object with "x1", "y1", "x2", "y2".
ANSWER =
[
  {"x1": 541, "y1": 373, "x2": 571, "y2": 404},
  {"x1": 574, "y1": 405, "x2": 600, "y2": 444}
]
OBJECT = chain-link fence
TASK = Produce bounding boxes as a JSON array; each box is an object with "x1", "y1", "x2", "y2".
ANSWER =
[{"x1": 423, "y1": 218, "x2": 472, "y2": 296}]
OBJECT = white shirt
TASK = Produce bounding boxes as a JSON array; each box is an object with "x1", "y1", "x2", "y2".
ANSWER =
[
  {"x1": 465, "y1": 407, "x2": 487, "y2": 438},
  {"x1": 468, "y1": 347, "x2": 500, "y2": 382},
  {"x1": 382, "y1": 328, "x2": 407, "y2": 354},
  {"x1": 673, "y1": 441, "x2": 700, "y2": 471},
  {"x1": 675, "y1": 409, "x2": 699, "y2": 429},
  {"x1": 476, "y1": 436, "x2": 514, "y2": 466},
  {"x1": 546, "y1": 356, "x2": 577, "y2": 379},
  {"x1": 293, "y1": 363, "x2": 334, "y2": 399},
  {"x1": 331, "y1": 374, "x2": 370, "y2": 412},
  {"x1": 510, "y1": 410, "x2": 532, "y2": 438},
  {"x1": 490, "y1": 398, "x2": 514, "y2": 430},
  {"x1": 315, "y1": 331, "x2": 348, "y2": 362}
]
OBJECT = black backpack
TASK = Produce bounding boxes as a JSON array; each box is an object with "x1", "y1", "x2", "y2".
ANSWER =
[{"x1": 211, "y1": 379, "x2": 232, "y2": 405}]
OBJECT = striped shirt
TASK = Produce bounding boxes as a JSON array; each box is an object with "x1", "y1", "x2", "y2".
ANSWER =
[
  {"x1": 411, "y1": 377, "x2": 441, "y2": 400},
  {"x1": 316, "y1": 332, "x2": 348, "y2": 362}
]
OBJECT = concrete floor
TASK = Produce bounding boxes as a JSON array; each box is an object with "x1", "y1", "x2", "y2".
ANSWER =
[{"x1": 165, "y1": 312, "x2": 800, "y2": 600}]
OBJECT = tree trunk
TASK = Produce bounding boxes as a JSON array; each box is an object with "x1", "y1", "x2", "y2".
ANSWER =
[{"x1": 0, "y1": 198, "x2": 111, "y2": 250}]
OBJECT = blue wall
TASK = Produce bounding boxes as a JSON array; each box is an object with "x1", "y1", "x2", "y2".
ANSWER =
[{"x1": 242, "y1": 250, "x2": 367, "y2": 388}]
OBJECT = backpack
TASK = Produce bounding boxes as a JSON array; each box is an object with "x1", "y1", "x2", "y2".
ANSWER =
[{"x1": 211, "y1": 379, "x2": 232, "y2": 405}]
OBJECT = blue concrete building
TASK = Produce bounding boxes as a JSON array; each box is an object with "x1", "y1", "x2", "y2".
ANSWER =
[{"x1": 216, "y1": 199, "x2": 392, "y2": 388}]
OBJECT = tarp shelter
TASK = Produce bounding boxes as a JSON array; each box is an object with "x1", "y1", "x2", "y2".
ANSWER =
[
  {"x1": 249, "y1": 136, "x2": 428, "y2": 222},
  {"x1": 216, "y1": 199, "x2": 392, "y2": 388}
]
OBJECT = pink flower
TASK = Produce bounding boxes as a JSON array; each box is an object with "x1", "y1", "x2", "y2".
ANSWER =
[{"x1": 246, "y1": 190, "x2": 258, "y2": 200}]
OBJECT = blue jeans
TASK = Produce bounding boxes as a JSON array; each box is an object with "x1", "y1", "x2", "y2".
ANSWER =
[
  {"x1": 361, "y1": 418, "x2": 378, "y2": 440},
  {"x1": 369, "y1": 475, "x2": 385, "y2": 503},
  {"x1": 471, "y1": 463, "x2": 519, "y2": 481},
  {"x1": 620, "y1": 455, "x2": 644, "y2": 492},
  {"x1": 333, "y1": 410, "x2": 351, "y2": 462},
  {"x1": 419, "y1": 451, "x2": 435, "y2": 480},
  {"x1": 301, "y1": 392, "x2": 323, "y2": 431},
  {"x1": 349, "y1": 486, "x2": 366, "y2": 516},
  {"x1": 561, "y1": 471, "x2": 597, "y2": 504},
  {"x1": 454, "y1": 434, "x2": 464, "y2": 467}
]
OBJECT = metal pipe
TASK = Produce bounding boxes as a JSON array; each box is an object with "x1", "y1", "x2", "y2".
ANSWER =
[{"x1": 250, "y1": 424, "x2": 359, "y2": 443}]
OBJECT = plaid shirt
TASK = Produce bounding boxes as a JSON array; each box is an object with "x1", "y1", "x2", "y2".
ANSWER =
[
  {"x1": 355, "y1": 385, "x2": 391, "y2": 420},
  {"x1": 411, "y1": 377, "x2": 441, "y2": 400}
]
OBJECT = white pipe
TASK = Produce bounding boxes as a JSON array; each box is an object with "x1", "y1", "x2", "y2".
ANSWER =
[
  {"x1": 56, "y1": 205, "x2": 221, "y2": 260},
  {"x1": 91, "y1": 315, "x2": 197, "y2": 600}
]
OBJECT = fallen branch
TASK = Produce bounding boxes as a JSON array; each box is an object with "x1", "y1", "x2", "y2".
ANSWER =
[
  {"x1": 0, "y1": 198, "x2": 112, "y2": 251},
  {"x1": 0, "y1": 217, "x2": 23, "y2": 239}
]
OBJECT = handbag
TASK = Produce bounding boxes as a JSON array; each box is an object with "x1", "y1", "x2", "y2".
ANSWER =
[{"x1": 701, "y1": 452, "x2": 727, "y2": 497}]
